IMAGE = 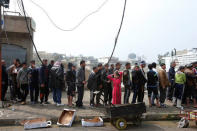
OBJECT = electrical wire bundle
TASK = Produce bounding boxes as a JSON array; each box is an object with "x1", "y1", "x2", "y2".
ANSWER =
[
  {"x1": 18, "y1": 0, "x2": 127, "y2": 65},
  {"x1": 107, "y1": 0, "x2": 127, "y2": 64},
  {"x1": 20, "y1": 0, "x2": 43, "y2": 64}
]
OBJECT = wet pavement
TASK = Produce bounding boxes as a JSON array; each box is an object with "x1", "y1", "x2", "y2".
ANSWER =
[{"x1": 0, "y1": 121, "x2": 197, "y2": 131}]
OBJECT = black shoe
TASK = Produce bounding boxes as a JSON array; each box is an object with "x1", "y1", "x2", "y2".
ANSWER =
[
  {"x1": 44, "y1": 101, "x2": 50, "y2": 104},
  {"x1": 78, "y1": 106, "x2": 85, "y2": 109}
]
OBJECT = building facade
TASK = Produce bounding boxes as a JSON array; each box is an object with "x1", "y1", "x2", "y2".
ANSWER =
[
  {"x1": 161, "y1": 48, "x2": 197, "y2": 71},
  {"x1": 0, "y1": 15, "x2": 35, "y2": 66}
]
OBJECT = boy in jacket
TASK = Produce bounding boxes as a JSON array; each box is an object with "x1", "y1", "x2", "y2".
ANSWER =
[
  {"x1": 173, "y1": 66, "x2": 186, "y2": 108},
  {"x1": 123, "y1": 62, "x2": 132, "y2": 104}
]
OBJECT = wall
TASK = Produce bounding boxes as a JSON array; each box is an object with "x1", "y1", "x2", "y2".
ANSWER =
[{"x1": 0, "y1": 15, "x2": 35, "y2": 65}]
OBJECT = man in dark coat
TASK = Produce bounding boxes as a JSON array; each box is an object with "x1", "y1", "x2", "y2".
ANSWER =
[
  {"x1": 87, "y1": 67, "x2": 99, "y2": 107},
  {"x1": 95, "y1": 63, "x2": 103, "y2": 106},
  {"x1": 76, "y1": 60, "x2": 86, "y2": 108},
  {"x1": 109, "y1": 64, "x2": 114, "y2": 75},
  {"x1": 101, "y1": 64, "x2": 112, "y2": 106},
  {"x1": 123, "y1": 62, "x2": 132, "y2": 104},
  {"x1": 39, "y1": 59, "x2": 50, "y2": 104},
  {"x1": 167, "y1": 61, "x2": 176, "y2": 101},
  {"x1": 48, "y1": 60, "x2": 54, "y2": 90},
  {"x1": 132, "y1": 65, "x2": 140, "y2": 103},
  {"x1": 66, "y1": 63, "x2": 76, "y2": 107},
  {"x1": 115, "y1": 62, "x2": 121, "y2": 71},
  {"x1": 132, "y1": 64, "x2": 147, "y2": 103},
  {"x1": 1, "y1": 60, "x2": 8, "y2": 101},
  {"x1": 29, "y1": 60, "x2": 39, "y2": 104},
  {"x1": 139, "y1": 61, "x2": 147, "y2": 102}
]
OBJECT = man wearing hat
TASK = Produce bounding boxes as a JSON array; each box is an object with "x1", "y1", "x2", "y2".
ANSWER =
[
  {"x1": 123, "y1": 62, "x2": 132, "y2": 104},
  {"x1": 158, "y1": 63, "x2": 170, "y2": 108}
]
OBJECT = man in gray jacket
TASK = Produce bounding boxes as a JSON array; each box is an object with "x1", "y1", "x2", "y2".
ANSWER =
[
  {"x1": 76, "y1": 60, "x2": 86, "y2": 108},
  {"x1": 17, "y1": 62, "x2": 29, "y2": 105}
]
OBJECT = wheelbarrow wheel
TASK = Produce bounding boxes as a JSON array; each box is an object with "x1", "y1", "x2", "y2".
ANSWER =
[
  {"x1": 185, "y1": 122, "x2": 189, "y2": 128},
  {"x1": 115, "y1": 118, "x2": 127, "y2": 130}
]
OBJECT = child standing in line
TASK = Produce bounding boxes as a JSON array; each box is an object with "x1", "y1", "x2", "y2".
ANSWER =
[
  {"x1": 173, "y1": 66, "x2": 186, "y2": 109},
  {"x1": 108, "y1": 71, "x2": 123, "y2": 105}
]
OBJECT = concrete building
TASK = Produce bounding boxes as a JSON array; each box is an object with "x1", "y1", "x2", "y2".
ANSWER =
[
  {"x1": 161, "y1": 48, "x2": 197, "y2": 71},
  {"x1": 98, "y1": 57, "x2": 119, "y2": 65},
  {"x1": 0, "y1": 14, "x2": 35, "y2": 66}
]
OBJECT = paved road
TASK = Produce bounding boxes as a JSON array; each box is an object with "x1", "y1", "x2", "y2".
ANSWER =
[{"x1": 0, "y1": 121, "x2": 196, "y2": 131}]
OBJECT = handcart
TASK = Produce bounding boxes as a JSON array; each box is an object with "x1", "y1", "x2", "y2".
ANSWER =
[
  {"x1": 106, "y1": 103, "x2": 146, "y2": 130},
  {"x1": 179, "y1": 109, "x2": 197, "y2": 128}
]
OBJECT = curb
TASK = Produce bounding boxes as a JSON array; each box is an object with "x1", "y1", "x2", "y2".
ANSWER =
[
  {"x1": 0, "y1": 114, "x2": 181, "y2": 126},
  {"x1": 143, "y1": 113, "x2": 180, "y2": 121}
]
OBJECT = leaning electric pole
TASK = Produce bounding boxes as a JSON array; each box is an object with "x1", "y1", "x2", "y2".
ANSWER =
[
  {"x1": 0, "y1": 4, "x2": 3, "y2": 107},
  {"x1": 0, "y1": 0, "x2": 10, "y2": 107}
]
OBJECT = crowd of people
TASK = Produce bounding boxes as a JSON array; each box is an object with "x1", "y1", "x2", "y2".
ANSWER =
[
  {"x1": 87, "y1": 60, "x2": 197, "y2": 109},
  {"x1": 1, "y1": 58, "x2": 197, "y2": 109},
  {"x1": 1, "y1": 59, "x2": 65, "y2": 106}
]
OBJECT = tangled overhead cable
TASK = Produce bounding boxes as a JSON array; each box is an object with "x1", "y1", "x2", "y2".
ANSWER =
[{"x1": 28, "y1": 0, "x2": 109, "y2": 31}]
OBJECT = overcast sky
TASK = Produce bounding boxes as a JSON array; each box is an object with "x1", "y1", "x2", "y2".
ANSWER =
[{"x1": 7, "y1": 0, "x2": 197, "y2": 62}]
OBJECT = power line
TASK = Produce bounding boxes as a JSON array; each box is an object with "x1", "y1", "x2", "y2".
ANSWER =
[
  {"x1": 17, "y1": 0, "x2": 23, "y2": 15},
  {"x1": 20, "y1": 0, "x2": 43, "y2": 64},
  {"x1": 28, "y1": 0, "x2": 109, "y2": 31},
  {"x1": 17, "y1": 0, "x2": 30, "y2": 16},
  {"x1": 107, "y1": 0, "x2": 127, "y2": 64}
]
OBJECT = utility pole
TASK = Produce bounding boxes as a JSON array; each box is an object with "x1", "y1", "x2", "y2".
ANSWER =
[
  {"x1": 0, "y1": 0, "x2": 10, "y2": 107},
  {"x1": 0, "y1": 5, "x2": 3, "y2": 107}
]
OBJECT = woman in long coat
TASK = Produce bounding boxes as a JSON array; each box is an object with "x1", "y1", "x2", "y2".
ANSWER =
[{"x1": 107, "y1": 71, "x2": 123, "y2": 104}]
